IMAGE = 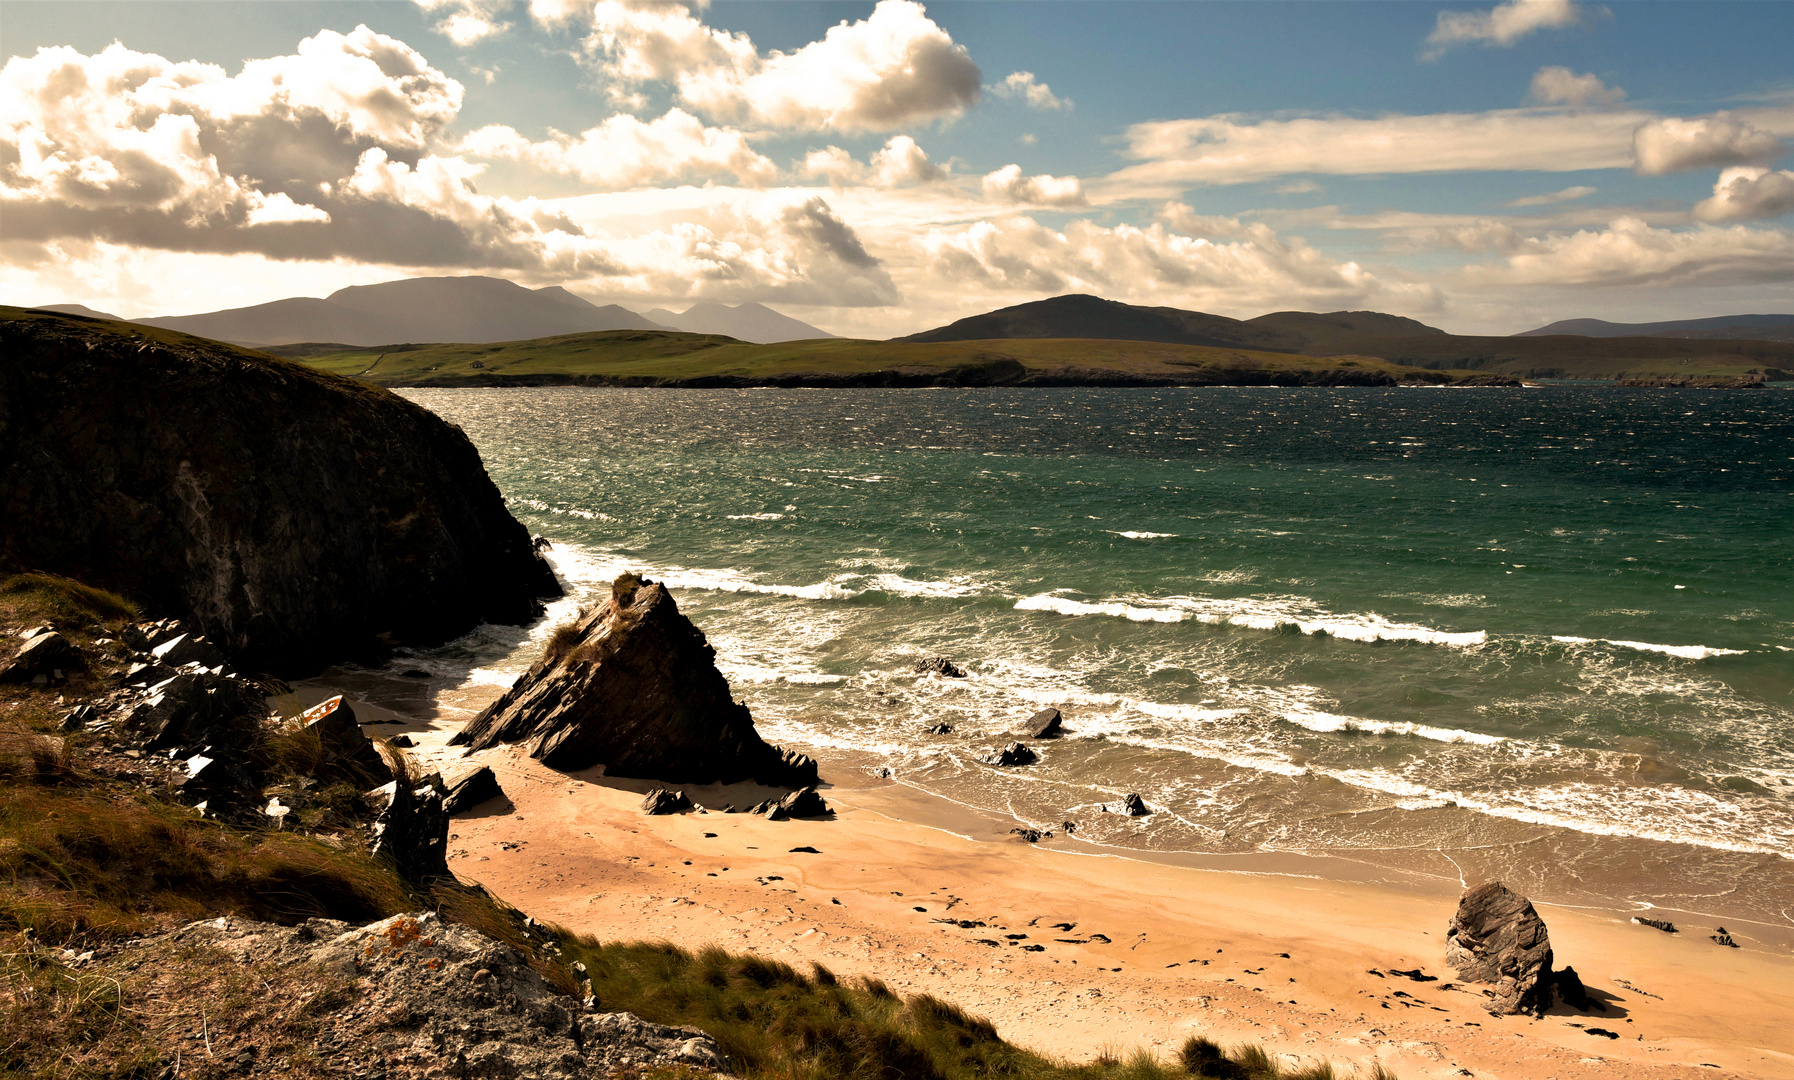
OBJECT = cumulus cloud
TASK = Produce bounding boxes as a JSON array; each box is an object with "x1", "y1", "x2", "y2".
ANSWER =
[
  {"x1": 578, "y1": 0, "x2": 980, "y2": 133},
  {"x1": 1111, "y1": 109, "x2": 1646, "y2": 191},
  {"x1": 1632, "y1": 115, "x2": 1785, "y2": 175},
  {"x1": 1694, "y1": 167, "x2": 1794, "y2": 223},
  {"x1": 1505, "y1": 184, "x2": 1596, "y2": 207},
  {"x1": 914, "y1": 214, "x2": 1437, "y2": 314},
  {"x1": 981, "y1": 164, "x2": 1086, "y2": 206},
  {"x1": 459, "y1": 109, "x2": 777, "y2": 187},
  {"x1": 1461, "y1": 217, "x2": 1794, "y2": 287},
  {"x1": 991, "y1": 71, "x2": 1068, "y2": 110},
  {"x1": 798, "y1": 135, "x2": 946, "y2": 187},
  {"x1": 1424, "y1": 0, "x2": 1592, "y2": 58},
  {"x1": 1529, "y1": 66, "x2": 1623, "y2": 109},
  {"x1": 413, "y1": 0, "x2": 514, "y2": 45}
]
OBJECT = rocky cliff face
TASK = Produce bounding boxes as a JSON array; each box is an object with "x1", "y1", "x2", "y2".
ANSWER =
[
  {"x1": 0, "y1": 311, "x2": 559, "y2": 674},
  {"x1": 453, "y1": 574, "x2": 818, "y2": 788}
]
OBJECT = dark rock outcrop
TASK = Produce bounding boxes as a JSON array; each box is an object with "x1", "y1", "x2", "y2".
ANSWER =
[
  {"x1": 914, "y1": 656, "x2": 966, "y2": 677},
  {"x1": 1555, "y1": 966, "x2": 1600, "y2": 1013},
  {"x1": 300, "y1": 696, "x2": 392, "y2": 787},
  {"x1": 1105, "y1": 793, "x2": 1150, "y2": 816},
  {"x1": 777, "y1": 786, "x2": 831, "y2": 819},
  {"x1": 925, "y1": 722, "x2": 954, "y2": 735},
  {"x1": 370, "y1": 780, "x2": 450, "y2": 882},
  {"x1": 984, "y1": 742, "x2": 1038, "y2": 767},
  {"x1": 441, "y1": 762, "x2": 502, "y2": 814},
  {"x1": 1026, "y1": 708, "x2": 1064, "y2": 738},
  {"x1": 0, "y1": 311, "x2": 561, "y2": 676},
  {"x1": 0, "y1": 630, "x2": 81, "y2": 683},
  {"x1": 1445, "y1": 881, "x2": 1555, "y2": 1016},
  {"x1": 453, "y1": 575, "x2": 818, "y2": 788},
  {"x1": 641, "y1": 788, "x2": 695, "y2": 815}
]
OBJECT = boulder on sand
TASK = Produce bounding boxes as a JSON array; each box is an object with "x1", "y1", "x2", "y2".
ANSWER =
[
  {"x1": 1444, "y1": 881, "x2": 1555, "y2": 1016},
  {"x1": 452, "y1": 575, "x2": 818, "y2": 788},
  {"x1": 441, "y1": 762, "x2": 502, "y2": 814},
  {"x1": 641, "y1": 788, "x2": 694, "y2": 815}
]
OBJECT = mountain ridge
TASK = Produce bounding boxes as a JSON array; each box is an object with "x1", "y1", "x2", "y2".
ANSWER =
[
  {"x1": 1519, "y1": 313, "x2": 1794, "y2": 343},
  {"x1": 639, "y1": 301, "x2": 833, "y2": 343}
]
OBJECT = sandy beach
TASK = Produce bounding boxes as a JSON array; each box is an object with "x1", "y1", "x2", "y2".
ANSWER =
[{"x1": 296, "y1": 681, "x2": 1794, "y2": 1080}]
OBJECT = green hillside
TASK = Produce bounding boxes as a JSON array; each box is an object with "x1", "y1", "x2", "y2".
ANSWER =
[{"x1": 281, "y1": 329, "x2": 1508, "y2": 387}]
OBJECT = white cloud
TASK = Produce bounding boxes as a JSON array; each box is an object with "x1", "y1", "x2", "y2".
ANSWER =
[
  {"x1": 1505, "y1": 184, "x2": 1596, "y2": 207},
  {"x1": 797, "y1": 135, "x2": 946, "y2": 188},
  {"x1": 413, "y1": 0, "x2": 515, "y2": 45},
  {"x1": 981, "y1": 164, "x2": 1086, "y2": 207},
  {"x1": 1695, "y1": 167, "x2": 1794, "y2": 223},
  {"x1": 1276, "y1": 179, "x2": 1321, "y2": 195},
  {"x1": 579, "y1": 0, "x2": 981, "y2": 134},
  {"x1": 1156, "y1": 202, "x2": 1257, "y2": 240},
  {"x1": 459, "y1": 109, "x2": 778, "y2": 188},
  {"x1": 1109, "y1": 109, "x2": 1648, "y2": 192},
  {"x1": 914, "y1": 214, "x2": 1438, "y2": 315},
  {"x1": 1424, "y1": 0, "x2": 1592, "y2": 58},
  {"x1": 1528, "y1": 66, "x2": 1623, "y2": 109},
  {"x1": 1632, "y1": 115, "x2": 1785, "y2": 175},
  {"x1": 1461, "y1": 217, "x2": 1794, "y2": 288},
  {"x1": 991, "y1": 71, "x2": 1068, "y2": 111}
]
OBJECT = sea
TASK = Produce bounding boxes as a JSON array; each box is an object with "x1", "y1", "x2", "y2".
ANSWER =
[{"x1": 389, "y1": 386, "x2": 1794, "y2": 937}]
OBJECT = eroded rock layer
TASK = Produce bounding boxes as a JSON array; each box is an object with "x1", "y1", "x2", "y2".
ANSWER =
[{"x1": 453, "y1": 576, "x2": 818, "y2": 788}]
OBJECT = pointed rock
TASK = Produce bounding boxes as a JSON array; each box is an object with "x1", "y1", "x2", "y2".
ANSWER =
[
  {"x1": 451, "y1": 575, "x2": 816, "y2": 787},
  {"x1": 1445, "y1": 881, "x2": 1555, "y2": 1016},
  {"x1": 1025, "y1": 708, "x2": 1064, "y2": 738},
  {"x1": 984, "y1": 742, "x2": 1038, "y2": 767},
  {"x1": 302, "y1": 696, "x2": 393, "y2": 786},
  {"x1": 441, "y1": 762, "x2": 502, "y2": 814},
  {"x1": 641, "y1": 788, "x2": 694, "y2": 815}
]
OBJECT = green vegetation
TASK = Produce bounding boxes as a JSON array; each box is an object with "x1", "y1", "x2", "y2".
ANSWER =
[
  {"x1": 284, "y1": 328, "x2": 1477, "y2": 387},
  {"x1": 0, "y1": 572, "x2": 1381, "y2": 1080}
]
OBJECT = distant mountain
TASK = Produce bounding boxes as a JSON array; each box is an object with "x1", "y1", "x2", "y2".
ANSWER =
[
  {"x1": 639, "y1": 302, "x2": 833, "y2": 343},
  {"x1": 899, "y1": 294, "x2": 1449, "y2": 355},
  {"x1": 136, "y1": 276, "x2": 670, "y2": 347},
  {"x1": 35, "y1": 303, "x2": 125, "y2": 322},
  {"x1": 1519, "y1": 314, "x2": 1794, "y2": 343}
]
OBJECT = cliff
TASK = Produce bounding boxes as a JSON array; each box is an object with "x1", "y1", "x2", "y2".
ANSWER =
[
  {"x1": 0, "y1": 308, "x2": 560, "y2": 675},
  {"x1": 453, "y1": 574, "x2": 818, "y2": 788}
]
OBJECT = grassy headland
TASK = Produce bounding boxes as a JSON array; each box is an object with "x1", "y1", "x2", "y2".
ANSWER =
[{"x1": 281, "y1": 330, "x2": 1504, "y2": 388}]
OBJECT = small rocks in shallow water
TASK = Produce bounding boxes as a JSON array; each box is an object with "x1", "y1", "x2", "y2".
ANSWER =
[
  {"x1": 1103, "y1": 793, "x2": 1150, "y2": 816},
  {"x1": 1060, "y1": 820, "x2": 1077, "y2": 834},
  {"x1": 641, "y1": 788, "x2": 694, "y2": 815},
  {"x1": 924, "y1": 722, "x2": 954, "y2": 735},
  {"x1": 913, "y1": 656, "x2": 966, "y2": 678},
  {"x1": 1633, "y1": 917, "x2": 1677, "y2": 934},
  {"x1": 1710, "y1": 927, "x2": 1739, "y2": 948},
  {"x1": 1009, "y1": 827, "x2": 1048, "y2": 843},
  {"x1": 984, "y1": 742, "x2": 1038, "y2": 767},
  {"x1": 1025, "y1": 708, "x2": 1064, "y2": 738}
]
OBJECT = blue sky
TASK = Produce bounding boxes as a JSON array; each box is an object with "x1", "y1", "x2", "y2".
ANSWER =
[{"x1": 4, "y1": 0, "x2": 1791, "y2": 336}]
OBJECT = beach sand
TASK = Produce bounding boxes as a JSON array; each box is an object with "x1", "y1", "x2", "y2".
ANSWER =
[{"x1": 300, "y1": 684, "x2": 1794, "y2": 1080}]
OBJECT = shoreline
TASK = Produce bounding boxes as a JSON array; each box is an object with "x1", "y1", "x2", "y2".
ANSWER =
[{"x1": 295, "y1": 678, "x2": 1794, "y2": 1079}]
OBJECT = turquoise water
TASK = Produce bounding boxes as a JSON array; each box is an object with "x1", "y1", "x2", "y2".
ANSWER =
[{"x1": 400, "y1": 386, "x2": 1794, "y2": 928}]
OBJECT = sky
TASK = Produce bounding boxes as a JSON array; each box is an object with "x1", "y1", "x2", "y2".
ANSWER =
[{"x1": 3, "y1": 0, "x2": 1792, "y2": 337}]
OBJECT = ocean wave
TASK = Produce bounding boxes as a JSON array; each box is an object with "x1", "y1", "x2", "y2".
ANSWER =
[
  {"x1": 1553, "y1": 636, "x2": 1749, "y2": 660},
  {"x1": 727, "y1": 512, "x2": 785, "y2": 521},
  {"x1": 1013, "y1": 591, "x2": 1487, "y2": 647},
  {"x1": 1281, "y1": 708, "x2": 1505, "y2": 746},
  {"x1": 1110, "y1": 531, "x2": 1179, "y2": 539}
]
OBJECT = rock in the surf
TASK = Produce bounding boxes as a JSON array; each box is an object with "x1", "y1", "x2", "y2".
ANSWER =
[
  {"x1": 452, "y1": 574, "x2": 818, "y2": 788},
  {"x1": 1026, "y1": 708, "x2": 1064, "y2": 738},
  {"x1": 1104, "y1": 793, "x2": 1150, "y2": 816},
  {"x1": 1444, "y1": 881, "x2": 1555, "y2": 1016},
  {"x1": 925, "y1": 722, "x2": 954, "y2": 735},
  {"x1": 914, "y1": 656, "x2": 966, "y2": 677},
  {"x1": 985, "y1": 742, "x2": 1039, "y2": 767}
]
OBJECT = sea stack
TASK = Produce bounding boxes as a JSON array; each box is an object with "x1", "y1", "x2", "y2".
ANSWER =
[{"x1": 453, "y1": 574, "x2": 819, "y2": 788}]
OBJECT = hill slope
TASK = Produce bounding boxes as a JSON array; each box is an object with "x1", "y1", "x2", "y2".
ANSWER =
[
  {"x1": 640, "y1": 301, "x2": 834, "y2": 342},
  {"x1": 286, "y1": 328, "x2": 1511, "y2": 387},
  {"x1": 900, "y1": 294, "x2": 1299, "y2": 351},
  {"x1": 1519, "y1": 313, "x2": 1794, "y2": 343},
  {"x1": 136, "y1": 275, "x2": 669, "y2": 346}
]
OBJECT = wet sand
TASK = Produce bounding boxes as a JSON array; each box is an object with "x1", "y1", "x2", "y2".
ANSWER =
[{"x1": 293, "y1": 683, "x2": 1794, "y2": 1079}]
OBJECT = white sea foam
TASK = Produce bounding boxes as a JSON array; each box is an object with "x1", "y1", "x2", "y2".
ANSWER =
[
  {"x1": 1014, "y1": 594, "x2": 1191, "y2": 623},
  {"x1": 1014, "y1": 591, "x2": 1487, "y2": 647},
  {"x1": 1281, "y1": 708, "x2": 1505, "y2": 746},
  {"x1": 1554, "y1": 636, "x2": 1748, "y2": 660},
  {"x1": 1110, "y1": 531, "x2": 1179, "y2": 540},
  {"x1": 727, "y1": 512, "x2": 785, "y2": 521}
]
